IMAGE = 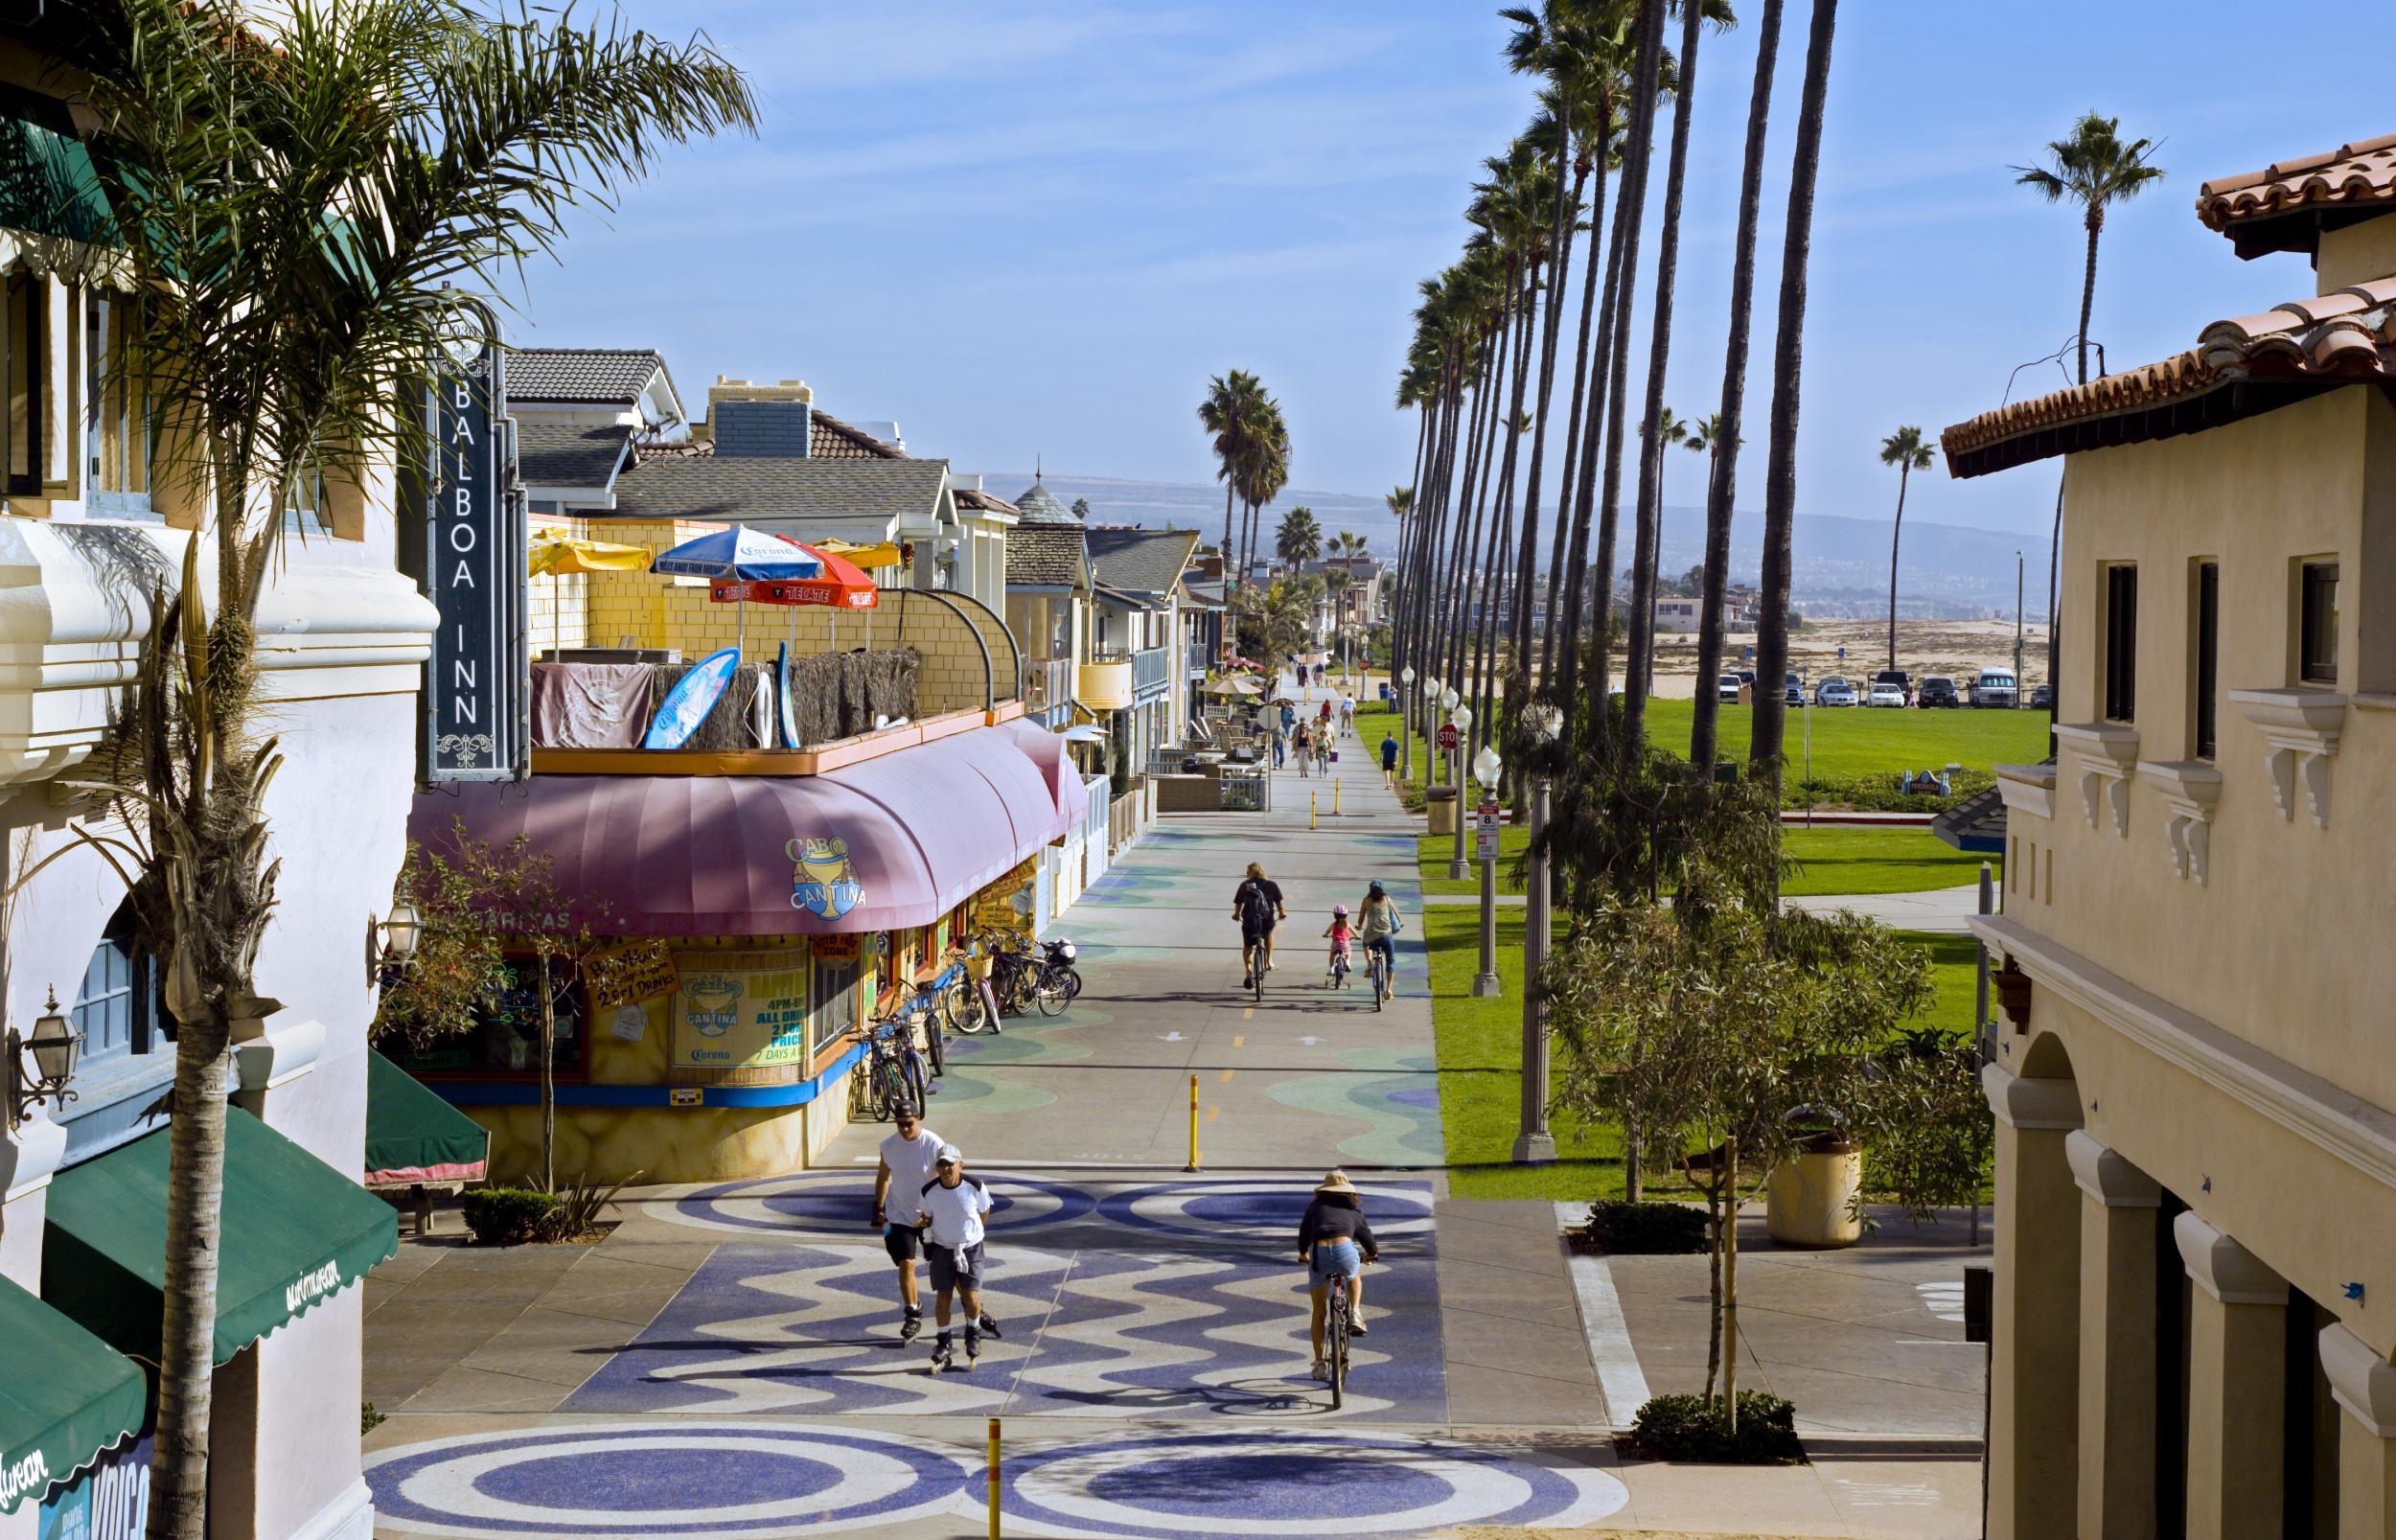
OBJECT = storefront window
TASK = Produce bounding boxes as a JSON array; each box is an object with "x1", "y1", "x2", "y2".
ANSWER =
[
  {"x1": 810, "y1": 947, "x2": 858, "y2": 1058},
  {"x1": 402, "y1": 955, "x2": 585, "y2": 1079}
]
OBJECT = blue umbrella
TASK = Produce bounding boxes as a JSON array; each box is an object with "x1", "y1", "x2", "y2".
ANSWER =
[{"x1": 650, "y1": 525, "x2": 822, "y2": 664}]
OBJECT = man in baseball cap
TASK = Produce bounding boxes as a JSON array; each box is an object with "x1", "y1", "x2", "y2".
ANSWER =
[{"x1": 913, "y1": 1143, "x2": 998, "y2": 1371}]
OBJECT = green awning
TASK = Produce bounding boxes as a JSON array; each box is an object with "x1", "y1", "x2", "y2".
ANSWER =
[
  {"x1": 364, "y1": 1048, "x2": 488, "y2": 1185},
  {"x1": 0, "y1": 97, "x2": 112, "y2": 247},
  {"x1": 42, "y1": 1110, "x2": 398, "y2": 1367},
  {"x1": 0, "y1": 1276, "x2": 145, "y2": 1515}
]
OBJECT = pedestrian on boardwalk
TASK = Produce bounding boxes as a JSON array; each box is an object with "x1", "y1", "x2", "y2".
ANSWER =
[
  {"x1": 1294, "y1": 723, "x2": 1312, "y2": 776},
  {"x1": 1271, "y1": 723, "x2": 1286, "y2": 769},
  {"x1": 1339, "y1": 693, "x2": 1355, "y2": 735},
  {"x1": 913, "y1": 1143, "x2": 1000, "y2": 1371},
  {"x1": 1314, "y1": 733, "x2": 1332, "y2": 776},
  {"x1": 1299, "y1": 1169, "x2": 1379, "y2": 1381},
  {"x1": 1280, "y1": 701, "x2": 1296, "y2": 734},
  {"x1": 872, "y1": 1107, "x2": 943, "y2": 1342},
  {"x1": 1380, "y1": 730, "x2": 1400, "y2": 790}
]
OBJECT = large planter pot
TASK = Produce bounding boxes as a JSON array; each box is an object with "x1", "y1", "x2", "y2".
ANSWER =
[{"x1": 1764, "y1": 1137, "x2": 1862, "y2": 1249}]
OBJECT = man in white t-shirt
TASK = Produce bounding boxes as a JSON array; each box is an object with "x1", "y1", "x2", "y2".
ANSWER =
[
  {"x1": 872, "y1": 1108, "x2": 943, "y2": 1341},
  {"x1": 913, "y1": 1143, "x2": 997, "y2": 1371}
]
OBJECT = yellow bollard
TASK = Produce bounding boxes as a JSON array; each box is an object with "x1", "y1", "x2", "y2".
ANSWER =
[
  {"x1": 1334, "y1": 779, "x2": 1342, "y2": 816},
  {"x1": 1185, "y1": 1073, "x2": 1202, "y2": 1172},
  {"x1": 1310, "y1": 790, "x2": 1318, "y2": 829},
  {"x1": 987, "y1": 1416, "x2": 1002, "y2": 1538}
]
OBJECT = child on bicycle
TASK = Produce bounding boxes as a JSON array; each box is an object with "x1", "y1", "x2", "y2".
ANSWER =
[
  {"x1": 1323, "y1": 905, "x2": 1353, "y2": 985},
  {"x1": 1299, "y1": 1169, "x2": 1379, "y2": 1382}
]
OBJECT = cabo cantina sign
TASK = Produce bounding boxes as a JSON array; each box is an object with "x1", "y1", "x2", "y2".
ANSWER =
[{"x1": 420, "y1": 311, "x2": 528, "y2": 783}]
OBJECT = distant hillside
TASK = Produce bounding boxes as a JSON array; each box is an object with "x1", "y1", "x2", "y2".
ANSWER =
[{"x1": 966, "y1": 471, "x2": 2052, "y2": 621}]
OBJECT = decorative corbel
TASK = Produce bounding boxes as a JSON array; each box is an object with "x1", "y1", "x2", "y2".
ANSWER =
[{"x1": 1993, "y1": 955, "x2": 2034, "y2": 1033}]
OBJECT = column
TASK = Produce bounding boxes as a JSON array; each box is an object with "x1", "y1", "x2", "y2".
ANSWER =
[
  {"x1": 2321, "y1": 1322, "x2": 2396, "y2": 1540},
  {"x1": 1984, "y1": 1062, "x2": 2085, "y2": 1540},
  {"x1": 2175, "y1": 1212, "x2": 2288, "y2": 1540},
  {"x1": 2067, "y1": 1130, "x2": 2162, "y2": 1539}
]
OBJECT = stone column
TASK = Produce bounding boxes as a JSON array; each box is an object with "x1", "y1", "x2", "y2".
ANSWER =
[
  {"x1": 2321, "y1": 1322, "x2": 2396, "y2": 1540},
  {"x1": 2067, "y1": 1130, "x2": 2162, "y2": 1540},
  {"x1": 1983, "y1": 1061, "x2": 2085, "y2": 1539},
  {"x1": 2174, "y1": 1212, "x2": 2288, "y2": 1540}
]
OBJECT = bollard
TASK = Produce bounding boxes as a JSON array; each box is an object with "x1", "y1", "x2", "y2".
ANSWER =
[
  {"x1": 987, "y1": 1416, "x2": 1002, "y2": 1538},
  {"x1": 1310, "y1": 789, "x2": 1318, "y2": 830},
  {"x1": 1334, "y1": 779, "x2": 1342, "y2": 816},
  {"x1": 1185, "y1": 1073, "x2": 1202, "y2": 1172}
]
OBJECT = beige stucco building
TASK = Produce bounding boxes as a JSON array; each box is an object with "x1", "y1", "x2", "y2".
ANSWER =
[{"x1": 1943, "y1": 132, "x2": 2396, "y2": 1538}]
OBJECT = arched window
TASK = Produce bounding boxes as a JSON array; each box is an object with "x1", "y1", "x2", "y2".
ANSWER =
[{"x1": 71, "y1": 905, "x2": 159, "y2": 1067}]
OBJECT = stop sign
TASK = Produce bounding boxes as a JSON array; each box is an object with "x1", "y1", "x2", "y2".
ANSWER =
[{"x1": 1436, "y1": 724, "x2": 1460, "y2": 751}]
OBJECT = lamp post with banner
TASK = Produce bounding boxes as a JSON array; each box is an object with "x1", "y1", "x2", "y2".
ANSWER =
[
  {"x1": 1398, "y1": 665, "x2": 1416, "y2": 779},
  {"x1": 1446, "y1": 701, "x2": 1473, "y2": 880},
  {"x1": 1471, "y1": 744, "x2": 1503, "y2": 998}
]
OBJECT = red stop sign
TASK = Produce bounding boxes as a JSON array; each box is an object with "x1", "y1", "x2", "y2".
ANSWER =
[{"x1": 1436, "y1": 724, "x2": 1460, "y2": 751}]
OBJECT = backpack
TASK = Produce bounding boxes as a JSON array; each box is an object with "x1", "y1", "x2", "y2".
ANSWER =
[{"x1": 1235, "y1": 879, "x2": 1274, "y2": 925}]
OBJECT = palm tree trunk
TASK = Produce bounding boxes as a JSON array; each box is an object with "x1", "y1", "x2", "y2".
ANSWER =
[
  {"x1": 1511, "y1": 125, "x2": 1576, "y2": 680},
  {"x1": 1887, "y1": 462, "x2": 1908, "y2": 672},
  {"x1": 1541, "y1": 161, "x2": 1600, "y2": 691},
  {"x1": 1480, "y1": 264, "x2": 1539, "y2": 740},
  {"x1": 1689, "y1": 0, "x2": 1782, "y2": 771},
  {"x1": 1423, "y1": 368, "x2": 1472, "y2": 701},
  {"x1": 1750, "y1": 0, "x2": 1840, "y2": 810},
  {"x1": 1624, "y1": 0, "x2": 1705, "y2": 747},
  {"x1": 150, "y1": 1033, "x2": 233, "y2": 1538},
  {"x1": 2076, "y1": 212, "x2": 2099, "y2": 387},
  {"x1": 1557, "y1": 153, "x2": 1631, "y2": 714},
  {"x1": 2051, "y1": 211, "x2": 2099, "y2": 742},
  {"x1": 1447, "y1": 333, "x2": 1505, "y2": 694},
  {"x1": 1222, "y1": 482, "x2": 1237, "y2": 592}
]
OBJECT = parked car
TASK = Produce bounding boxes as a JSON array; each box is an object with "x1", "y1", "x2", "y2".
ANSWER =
[
  {"x1": 1918, "y1": 675, "x2": 1960, "y2": 708},
  {"x1": 1736, "y1": 670, "x2": 1758, "y2": 688},
  {"x1": 2029, "y1": 682, "x2": 2054, "y2": 709},
  {"x1": 1814, "y1": 677, "x2": 1856, "y2": 707},
  {"x1": 1970, "y1": 667, "x2": 2018, "y2": 708},
  {"x1": 1867, "y1": 681, "x2": 1906, "y2": 707},
  {"x1": 1873, "y1": 669, "x2": 1911, "y2": 695},
  {"x1": 1717, "y1": 673, "x2": 1743, "y2": 703}
]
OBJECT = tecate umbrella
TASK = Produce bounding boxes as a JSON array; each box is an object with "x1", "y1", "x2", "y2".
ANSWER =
[{"x1": 652, "y1": 525, "x2": 823, "y2": 658}]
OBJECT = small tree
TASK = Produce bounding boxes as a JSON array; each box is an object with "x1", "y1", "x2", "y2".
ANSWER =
[
  {"x1": 1861, "y1": 1026, "x2": 1993, "y2": 1244},
  {"x1": 368, "y1": 841, "x2": 511, "y2": 1055}
]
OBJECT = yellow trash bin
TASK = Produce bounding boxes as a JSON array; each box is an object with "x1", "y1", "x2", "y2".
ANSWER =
[{"x1": 1426, "y1": 786, "x2": 1459, "y2": 836}]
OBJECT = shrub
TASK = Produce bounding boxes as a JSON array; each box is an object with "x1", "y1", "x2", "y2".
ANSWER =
[
  {"x1": 1627, "y1": 1391, "x2": 1805, "y2": 1463},
  {"x1": 360, "y1": 1403, "x2": 385, "y2": 1436},
  {"x1": 461, "y1": 1187, "x2": 562, "y2": 1246},
  {"x1": 1585, "y1": 1200, "x2": 1710, "y2": 1254},
  {"x1": 546, "y1": 1171, "x2": 640, "y2": 1241}
]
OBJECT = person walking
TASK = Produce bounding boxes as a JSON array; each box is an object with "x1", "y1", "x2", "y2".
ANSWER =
[
  {"x1": 1270, "y1": 721, "x2": 1285, "y2": 769},
  {"x1": 872, "y1": 1106, "x2": 943, "y2": 1342},
  {"x1": 1380, "y1": 729, "x2": 1400, "y2": 791},
  {"x1": 1313, "y1": 731, "x2": 1332, "y2": 777},
  {"x1": 1338, "y1": 693, "x2": 1355, "y2": 736},
  {"x1": 912, "y1": 1143, "x2": 1000, "y2": 1372}
]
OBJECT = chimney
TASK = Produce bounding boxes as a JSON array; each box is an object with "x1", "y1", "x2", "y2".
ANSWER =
[{"x1": 708, "y1": 377, "x2": 813, "y2": 458}]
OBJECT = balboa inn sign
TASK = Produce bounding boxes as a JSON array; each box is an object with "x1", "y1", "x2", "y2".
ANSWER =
[{"x1": 414, "y1": 314, "x2": 529, "y2": 784}]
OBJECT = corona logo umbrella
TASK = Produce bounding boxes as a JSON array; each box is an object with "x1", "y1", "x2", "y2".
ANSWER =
[
  {"x1": 708, "y1": 542, "x2": 879, "y2": 609},
  {"x1": 651, "y1": 525, "x2": 823, "y2": 659}
]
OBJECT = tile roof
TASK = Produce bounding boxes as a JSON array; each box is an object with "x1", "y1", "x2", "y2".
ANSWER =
[
  {"x1": 606, "y1": 456, "x2": 949, "y2": 526},
  {"x1": 1014, "y1": 479, "x2": 1077, "y2": 525},
  {"x1": 517, "y1": 422, "x2": 632, "y2": 493},
  {"x1": 1942, "y1": 274, "x2": 2396, "y2": 478},
  {"x1": 506, "y1": 348, "x2": 668, "y2": 404},
  {"x1": 2198, "y1": 133, "x2": 2396, "y2": 252},
  {"x1": 810, "y1": 410, "x2": 906, "y2": 460},
  {"x1": 1085, "y1": 526, "x2": 1200, "y2": 599},
  {"x1": 955, "y1": 486, "x2": 1021, "y2": 516},
  {"x1": 1004, "y1": 523, "x2": 1086, "y2": 588}
]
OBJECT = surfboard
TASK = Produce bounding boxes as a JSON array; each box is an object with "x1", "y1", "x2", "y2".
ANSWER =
[
  {"x1": 776, "y1": 641, "x2": 799, "y2": 749},
  {"x1": 643, "y1": 647, "x2": 741, "y2": 750}
]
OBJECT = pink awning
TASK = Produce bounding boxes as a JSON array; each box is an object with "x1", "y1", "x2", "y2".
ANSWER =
[
  {"x1": 997, "y1": 719, "x2": 1085, "y2": 831},
  {"x1": 407, "y1": 726, "x2": 1074, "y2": 936}
]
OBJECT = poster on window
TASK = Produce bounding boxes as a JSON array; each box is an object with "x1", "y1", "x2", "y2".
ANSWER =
[
  {"x1": 39, "y1": 1434, "x2": 149, "y2": 1540},
  {"x1": 669, "y1": 952, "x2": 810, "y2": 1073}
]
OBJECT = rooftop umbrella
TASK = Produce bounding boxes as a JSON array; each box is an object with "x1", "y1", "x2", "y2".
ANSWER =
[
  {"x1": 712, "y1": 540, "x2": 882, "y2": 661},
  {"x1": 652, "y1": 525, "x2": 822, "y2": 658},
  {"x1": 530, "y1": 533, "x2": 651, "y2": 576},
  {"x1": 812, "y1": 539, "x2": 906, "y2": 570}
]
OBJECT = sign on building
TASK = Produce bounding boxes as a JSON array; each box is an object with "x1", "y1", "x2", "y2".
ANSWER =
[
  {"x1": 668, "y1": 952, "x2": 812, "y2": 1078},
  {"x1": 418, "y1": 313, "x2": 527, "y2": 783}
]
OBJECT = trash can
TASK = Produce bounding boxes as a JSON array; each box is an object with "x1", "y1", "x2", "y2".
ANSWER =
[
  {"x1": 1425, "y1": 785, "x2": 1459, "y2": 836},
  {"x1": 1764, "y1": 1132, "x2": 1863, "y2": 1249}
]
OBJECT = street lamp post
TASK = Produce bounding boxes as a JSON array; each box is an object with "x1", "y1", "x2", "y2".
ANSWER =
[
  {"x1": 1470, "y1": 744, "x2": 1503, "y2": 998},
  {"x1": 1397, "y1": 665, "x2": 1416, "y2": 780},
  {"x1": 1446, "y1": 699, "x2": 1472, "y2": 881},
  {"x1": 1513, "y1": 704, "x2": 1561, "y2": 1159}
]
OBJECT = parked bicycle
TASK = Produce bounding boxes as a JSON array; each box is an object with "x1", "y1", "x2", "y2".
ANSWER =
[
  {"x1": 884, "y1": 973, "x2": 949, "y2": 1079},
  {"x1": 846, "y1": 1019, "x2": 920, "y2": 1122}
]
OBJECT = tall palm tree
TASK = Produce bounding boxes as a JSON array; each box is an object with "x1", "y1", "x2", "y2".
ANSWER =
[
  {"x1": 1685, "y1": 411, "x2": 1726, "y2": 470},
  {"x1": 2016, "y1": 113, "x2": 2164, "y2": 723},
  {"x1": 73, "y1": 3, "x2": 755, "y2": 1530},
  {"x1": 1198, "y1": 370, "x2": 1269, "y2": 590},
  {"x1": 1647, "y1": 406, "x2": 1689, "y2": 447},
  {"x1": 1689, "y1": 0, "x2": 1783, "y2": 771},
  {"x1": 1277, "y1": 505, "x2": 1323, "y2": 567},
  {"x1": 1878, "y1": 425, "x2": 1933, "y2": 671},
  {"x1": 1748, "y1": 0, "x2": 1839, "y2": 805}
]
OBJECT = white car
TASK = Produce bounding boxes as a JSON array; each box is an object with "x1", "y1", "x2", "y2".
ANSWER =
[
  {"x1": 1867, "y1": 682, "x2": 1905, "y2": 708},
  {"x1": 1814, "y1": 678, "x2": 1856, "y2": 707},
  {"x1": 1716, "y1": 674, "x2": 1743, "y2": 703}
]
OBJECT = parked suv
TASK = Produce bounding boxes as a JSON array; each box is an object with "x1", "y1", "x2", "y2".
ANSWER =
[
  {"x1": 1873, "y1": 669, "x2": 1911, "y2": 696},
  {"x1": 1918, "y1": 675, "x2": 1960, "y2": 708},
  {"x1": 1970, "y1": 667, "x2": 2018, "y2": 708}
]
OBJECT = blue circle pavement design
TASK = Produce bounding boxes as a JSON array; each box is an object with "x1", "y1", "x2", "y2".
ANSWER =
[{"x1": 672, "y1": 1172, "x2": 1095, "y2": 1236}]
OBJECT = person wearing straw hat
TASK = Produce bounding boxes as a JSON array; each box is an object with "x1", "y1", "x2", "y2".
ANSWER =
[{"x1": 1298, "y1": 1169, "x2": 1379, "y2": 1382}]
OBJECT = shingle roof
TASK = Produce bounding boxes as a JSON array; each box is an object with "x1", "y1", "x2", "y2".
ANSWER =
[
  {"x1": 607, "y1": 456, "x2": 949, "y2": 525},
  {"x1": 1005, "y1": 523, "x2": 1086, "y2": 588},
  {"x1": 1085, "y1": 526, "x2": 1199, "y2": 600},
  {"x1": 517, "y1": 423, "x2": 632, "y2": 493},
  {"x1": 1942, "y1": 274, "x2": 2396, "y2": 478},
  {"x1": 2199, "y1": 133, "x2": 2396, "y2": 255},
  {"x1": 506, "y1": 348, "x2": 668, "y2": 404},
  {"x1": 1014, "y1": 479, "x2": 1077, "y2": 525}
]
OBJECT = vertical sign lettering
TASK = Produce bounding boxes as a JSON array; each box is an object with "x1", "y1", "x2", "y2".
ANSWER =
[{"x1": 421, "y1": 321, "x2": 526, "y2": 782}]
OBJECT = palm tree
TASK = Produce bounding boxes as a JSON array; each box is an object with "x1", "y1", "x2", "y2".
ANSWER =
[
  {"x1": 2016, "y1": 113, "x2": 2164, "y2": 722},
  {"x1": 1686, "y1": 411, "x2": 1727, "y2": 470},
  {"x1": 1748, "y1": 0, "x2": 1838, "y2": 805},
  {"x1": 1689, "y1": 0, "x2": 1783, "y2": 771},
  {"x1": 1647, "y1": 406, "x2": 1689, "y2": 447},
  {"x1": 1198, "y1": 370, "x2": 1270, "y2": 590},
  {"x1": 1878, "y1": 425, "x2": 1933, "y2": 671},
  {"x1": 1277, "y1": 505, "x2": 1323, "y2": 567},
  {"x1": 72, "y1": 3, "x2": 754, "y2": 1529}
]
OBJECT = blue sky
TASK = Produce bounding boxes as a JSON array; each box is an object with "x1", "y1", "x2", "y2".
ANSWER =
[{"x1": 514, "y1": 1, "x2": 2393, "y2": 540}]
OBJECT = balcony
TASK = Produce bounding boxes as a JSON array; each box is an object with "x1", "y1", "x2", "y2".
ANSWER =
[
  {"x1": 1078, "y1": 655, "x2": 1133, "y2": 711},
  {"x1": 1186, "y1": 640, "x2": 1211, "y2": 678},
  {"x1": 1022, "y1": 657, "x2": 1074, "y2": 724},
  {"x1": 1132, "y1": 645, "x2": 1173, "y2": 700}
]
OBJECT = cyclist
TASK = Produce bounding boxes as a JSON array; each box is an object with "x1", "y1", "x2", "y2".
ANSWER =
[
  {"x1": 1299, "y1": 1169, "x2": 1380, "y2": 1381},
  {"x1": 1233, "y1": 862, "x2": 1286, "y2": 986},
  {"x1": 872, "y1": 1107, "x2": 943, "y2": 1341},
  {"x1": 914, "y1": 1143, "x2": 1001, "y2": 1371},
  {"x1": 1355, "y1": 880, "x2": 1402, "y2": 996},
  {"x1": 1322, "y1": 904, "x2": 1353, "y2": 984}
]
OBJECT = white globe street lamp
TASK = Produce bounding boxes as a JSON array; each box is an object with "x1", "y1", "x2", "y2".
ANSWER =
[{"x1": 1473, "y1": 744, "x2": 1504, "y2": 791}]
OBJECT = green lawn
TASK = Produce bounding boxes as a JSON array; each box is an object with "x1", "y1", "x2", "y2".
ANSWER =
[
  {"x1": 1417, "y1": 824, "x2": 1995, "y2": 899},
  {"x1": 1427, "y1": 902, "x2": 1980, "y2": 1202}
]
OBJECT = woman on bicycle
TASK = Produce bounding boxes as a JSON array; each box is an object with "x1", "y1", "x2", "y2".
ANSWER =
[
  {"x1": 1299, "y1": 1169, "x2": 1379, "y2": 1382},
  {"x1": 1355, "y1": 881, "x2": 1402, "y2": 996}
]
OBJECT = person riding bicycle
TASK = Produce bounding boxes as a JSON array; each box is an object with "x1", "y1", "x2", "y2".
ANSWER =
[
  {"x1": 1355, "y1": 880, "x2": 1402, "y2": 995},
  {"x1": 1233, "y1": 862, "x2": 1286, "y2": 986},
  {"x1": 1300, "y1": 1169, "x2": 1380, "y2": 1382},
  {"x1": 1322, "y1": 905, "x2": 1353, "y2": 982}
]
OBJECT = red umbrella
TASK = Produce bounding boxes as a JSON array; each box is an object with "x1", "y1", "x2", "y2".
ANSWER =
[{"x1": 708, "y1": 540, "x2": 879, "y2": 609}]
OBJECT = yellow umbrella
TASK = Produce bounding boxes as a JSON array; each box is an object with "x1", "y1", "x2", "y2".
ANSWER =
[
  {"x1": 813, "y1": 539, "x2": 905, "y2": 569},
  {"x1": 531, "y1": 534, "x2": 651, "y2": 576}
]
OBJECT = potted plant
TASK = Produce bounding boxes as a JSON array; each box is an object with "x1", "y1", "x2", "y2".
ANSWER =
[{"x1": 1764, "y1": 1104, "x2": 1862, "y2": 1249}]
